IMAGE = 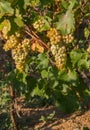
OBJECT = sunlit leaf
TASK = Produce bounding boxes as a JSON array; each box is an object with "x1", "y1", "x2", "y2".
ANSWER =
[
  {"x1": 56, "y1": 9, "x2": 75, "y2": 34},
  {"x1": 14, "y1": 17, "x2": 24, "y2": 27},
  {"x1": 0, "y1": 0, "x2": 14, "y2": 18},
  {"x1": 41, "y1": 70, "x2": 48, "y2": 78}
]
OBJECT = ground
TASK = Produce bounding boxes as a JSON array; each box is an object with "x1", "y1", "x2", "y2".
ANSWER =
[{"x1": 17, "y1": 106, "x2": 90, "y2": 130}]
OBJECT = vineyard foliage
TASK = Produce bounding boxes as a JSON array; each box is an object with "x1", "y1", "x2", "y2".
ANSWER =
[{"x1": 0, "y1": 0, "x2": 90, "y2": 113}]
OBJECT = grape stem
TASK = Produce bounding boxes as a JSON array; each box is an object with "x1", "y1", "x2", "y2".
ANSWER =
[{"x1": 25, "y1": 25, "x2": 50, "y2": 50}]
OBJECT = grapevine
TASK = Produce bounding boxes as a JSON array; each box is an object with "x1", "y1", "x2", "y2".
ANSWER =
[{"x1": 0, "y1": 1, "x2": 90, "y2": 129}]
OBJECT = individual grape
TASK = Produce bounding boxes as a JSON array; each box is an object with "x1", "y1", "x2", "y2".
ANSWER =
[{"x1": 47, "y1": 28, "x2": 61, "y2": 44}]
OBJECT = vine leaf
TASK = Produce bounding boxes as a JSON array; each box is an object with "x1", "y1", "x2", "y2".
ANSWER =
[
  {"x1": 70, "y1": 49, "x2": 83, "y2": 67},
  {"x1": 0, "y1": 0, "x2": 14, "y2": 18},
  {"x1": 56, "y1": 9, "x2": 75, "y2": 35},
  {"x1": 61, "y1": 0, "x2": 76, "y2": 9},
  {"x1": 37, "y1": 53, "x2": 49, "y2": 69},
  {"x1": 68, "y1": 0, "x2": 77, "y2": 10},
  {"x1": 41, "y1": 70, "x2": 48, "y2": 78},
  {"x1": 70, "y1": 49, "x2": 90, "y2": 69},
  {"x1": 14, "y1": 17, "x2": 24, "y2": 27},
  {"x1": 24, "y1": 0, "x2": 30, "y2": 8}
]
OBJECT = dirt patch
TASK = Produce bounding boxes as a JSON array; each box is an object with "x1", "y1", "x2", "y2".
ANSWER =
[{"x1": 15, "y1": 106, "x2": 90, "y2": 130}]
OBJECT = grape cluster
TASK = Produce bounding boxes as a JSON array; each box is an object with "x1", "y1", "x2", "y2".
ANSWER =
[
  {"x1": 33, "y1": 17, "x2": 45, "y2": 32},
  {"x1": 51, "y1": 44, "x2": 67, "y2": 70},
  {"x1": 47, "y1": 28, "x2": 61, "y2": 44},
  {"x1": 47, "y1": 28, "x2": 67, "y2": 70},
  {"x1": 3, "y1": 33, "x2": 31, "y2": 72},
  {"x1": 3, "y1": 35, "x2": 19, "y2": 51},
  {"x1": 12, "y1": 38, "x2": 31, "y2": 72},
  {"x1": 62, "y1": 34, "x2": 74, "y2": 44}
]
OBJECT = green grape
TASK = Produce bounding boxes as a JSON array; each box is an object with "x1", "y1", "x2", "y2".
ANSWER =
[
  {"x1": 12, "y1": 38, "x2": 31, "y2": 72},
  {"x1": 51, "y1": 44, "x2": 67, "y2": 70},
  {"x1": 3, "y1": 32, "x2": 31, "y2": 72}
]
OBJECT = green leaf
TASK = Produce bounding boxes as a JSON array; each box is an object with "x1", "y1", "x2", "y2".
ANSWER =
[
  {"x1": 84, "y1": 28, "x2": 90, "y2": 38},
  {"x1": 14, "y1": 16, "x2": 24, "y2": 27},
  {"x1": 14, "y1": 8, "x2": 24, "y2": 27},
  {"x1": 55, "y1": 93, "x2": 79, "y2": 113},
  {"x1": 39, "y1": 115, "x2": 46, "y2": 122},
  {"x1": 41, "y1": 70, "x2": 48, "y2": 78},
  {"x1": 68, "y1": 0, "x2": 77, "y2": 10},
  {"x1": 56, "y1": 9, "x2": 75, "y2": 34},
  {"x1": 61, "y1": 0, "x2": 69, "y2": 9},
  {"x1": 0, "y1": 0, "x2": 14, "y2": 18},
  {"x1": 17, "y1": 71, "x2": 27, "y2": 84},
  {"x1": 47, "y1": 111, "x2": 55, "y2": 119},
  {"x1": 37, "y1": 53, "x2": 49, "y2": 69},
  {"x1": 78, "y1": 58, "x2": 90, "y2": 69},
  {"x1": 40, "y1": 0, "x2": 54, "y2": 6},
  {"x1": 31, "y1": 86, "x2": 45, "y2": 97},
  {"x1": 70, "y1": 50, "x2": 90, "y2": 69},
  {"x1": 24, "y1": 0, "x2": 30, "y2": 8},
  {"x1": 8, "y1": 18, "x2": 19, "y2": 34},
  {"x1": 41, "y1": 16, "x2": 51, "y2": 31},
  {"x1": 67, "y1": 70, "x2": 78, "y2": 84},
  {"x1": 26, "y1": 76, "x2": 37, "y2": 96},
  {"x1": 0, "y1": 19, "x2": 11, "y2": 31},
  {"x1": 61, "y1": 0, "x2": 76, "y2": 10},
  {"x1": 70, "y1": 49, "x2": 83, "y2": 67},
  {"x1": 58, "y1": 70, "x2": 69, "y2": 82}
]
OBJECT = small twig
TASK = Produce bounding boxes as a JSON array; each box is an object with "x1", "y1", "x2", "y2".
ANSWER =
[
  {"x1": 49, "y1": 57, "x2": 56, "y2": 66},
  {"x1": 25, "y1": 25, "x2": 50, "y2": 50},
  {"x1": 25, "y1": 25, "x2": 57, "y2": 68}
]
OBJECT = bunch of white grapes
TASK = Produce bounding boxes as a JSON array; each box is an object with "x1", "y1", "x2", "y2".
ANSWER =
[
  {"x1": 33, "y1": 17, "x2": 45, "y2": 32},
  {"x1": 47, "y1": 28, "x2": 67, "y2": 70},
  {"x1": 3, "y1": 33, "x2": 31, "y2": 72},
  {"x1": 51, "y1": 44, "x2": 67, "y2": 70},
  {"x1": 47, "y1": 28, "x2": 61, "y2": 44}
]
